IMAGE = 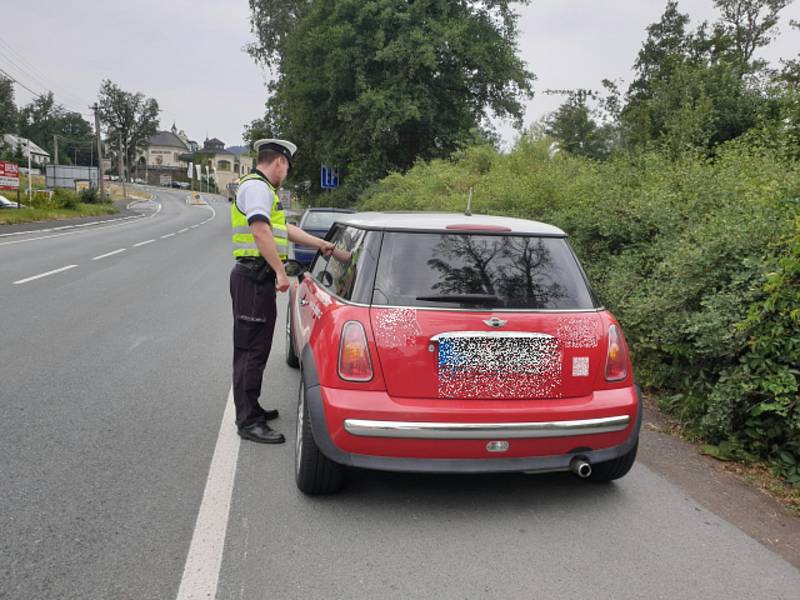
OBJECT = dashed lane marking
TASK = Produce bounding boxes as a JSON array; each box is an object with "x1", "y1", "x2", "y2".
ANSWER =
[
  {"x1": 13, "y1": 264, "x2": 78, "y2": 285},
  {"x1": 161, "y1": 233, "x2": 175, "y2": 239},
  {"x1": 92, "y1": 248, "x2": 126, "y2": 261},
  {"x1": 133, "y1": 239, "x2": 155, "y2": 247}
]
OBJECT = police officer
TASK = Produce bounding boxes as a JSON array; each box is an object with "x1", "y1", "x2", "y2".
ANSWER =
[{"x1": 231, "y1": 138, "x2": 334, "y2": 443}]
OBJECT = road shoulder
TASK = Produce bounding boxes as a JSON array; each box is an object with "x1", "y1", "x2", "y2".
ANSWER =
[{"x1": 639, "y1": 396, "x2": 800, "y2": 568}]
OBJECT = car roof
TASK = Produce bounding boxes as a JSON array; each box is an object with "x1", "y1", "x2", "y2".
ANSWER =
[
  {"x1": 303, "y1": 207, "x2": 356, "y2": 213},
  {"x1": 334, "y1": 211, "x2": 567, "y2": 236}
]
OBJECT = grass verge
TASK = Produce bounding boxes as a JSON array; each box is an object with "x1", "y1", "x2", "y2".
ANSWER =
[{"x1": 0, "y1": 202, "x2": 118, "y2": 225}]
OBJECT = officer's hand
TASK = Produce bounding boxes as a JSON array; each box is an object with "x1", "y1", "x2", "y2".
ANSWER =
[
  {"x1": 320, "y1": 241, "x2": 335, "y2": 257},
  {"x1": 276, "y1": 272, "x2": 290, "y2": 293}
]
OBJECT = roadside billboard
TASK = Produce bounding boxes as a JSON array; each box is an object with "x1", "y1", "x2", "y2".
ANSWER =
[
  {"x1": 0, "y1": 161, "x2": 20, "y2": 190},
  {"x1": 45, "y1": 164, "x2": 98, "y2": 189}
]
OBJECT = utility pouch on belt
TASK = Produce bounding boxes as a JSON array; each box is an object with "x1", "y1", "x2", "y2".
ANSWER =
[{"x1": 237, "y1": 260, "x2": 274, "y2": 284}]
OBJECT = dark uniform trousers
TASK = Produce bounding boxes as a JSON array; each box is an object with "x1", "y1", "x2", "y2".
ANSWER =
[{"x1": 230, "y1": 261, "x2": 277, "y2": 428}]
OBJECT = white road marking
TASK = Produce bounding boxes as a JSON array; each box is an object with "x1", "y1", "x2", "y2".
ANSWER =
[
  {"x1": 178, "y1": 228, "x2": 189, "y2": 233},
  {"x1": 133, "y1": 239, "x2": 155, "y2": 247},
  {"x1": 175, "y1": 388, "x2": 239, "y2": 600},
  {"x1": 0, "y1": 201, "x2": 163, "y2": 246},
  {"x1": 92, "y1": 248, "x2": 126, "y2": 261},
  {"x1": 190, "y1": 224, "x2": 199, "y2": 229},
  {"x1": 161, "y1": 233, "x2": 175, "y2": 239},
  {"x1": 13, "y1": 264, "x2": 78, "y2": 285}
]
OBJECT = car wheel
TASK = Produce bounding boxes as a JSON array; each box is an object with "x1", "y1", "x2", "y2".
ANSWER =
[
  {"x1": 588, "y1": 439, "x2": 638, "y2": 482},
  {"x1": 285, "y1": 305, "x2": 299, "y2": 368},
  {"x1": 295, "y1": 379, "x2": 345, "y2": 495}
]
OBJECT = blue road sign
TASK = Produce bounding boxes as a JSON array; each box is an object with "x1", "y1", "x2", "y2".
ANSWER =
[{"x1": 320, "y1": 164, "x2": 340, "y2": 189}]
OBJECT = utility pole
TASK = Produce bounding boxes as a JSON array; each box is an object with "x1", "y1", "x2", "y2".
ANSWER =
[
  {"x1": 118, "y1": 133, "x2": 126, "y2": 199},
  {"x1": 93, "y1": 103, "x2": 105, "y2": 201},
  {"x1": 27, "y1": 138, "x2": 31, "y2": 200},
  {"x1": 53, "y1": 135, "x2": 59, "y2": 165}
]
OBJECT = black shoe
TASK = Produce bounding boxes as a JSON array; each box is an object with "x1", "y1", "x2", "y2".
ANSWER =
[
  {"x1": 238, "y1": 423, "x2": 285, "y2": 444},
  {"x1": 262, "y1": 408, "x2": 279, "y2": 421}
]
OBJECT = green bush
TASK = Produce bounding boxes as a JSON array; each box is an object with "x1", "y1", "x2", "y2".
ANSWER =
[
  {"x1": 79, "y1": 187, "x2": 100, "y2": 204},
  {"x1": 52, "y1": 188, "x2": 78, "y2": 209},
  {"x1": 359, "y1": 134, "x2": 800, "y2": 484}
]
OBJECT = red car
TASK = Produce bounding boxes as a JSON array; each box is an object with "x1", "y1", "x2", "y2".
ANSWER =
[{"x1": 286, "y1": 213, "x2": 640, "y2": 494}]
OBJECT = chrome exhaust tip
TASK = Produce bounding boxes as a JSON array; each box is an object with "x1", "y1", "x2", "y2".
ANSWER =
[{"x1": 570, "y1": 457, "x2": 592, "y2": 479}]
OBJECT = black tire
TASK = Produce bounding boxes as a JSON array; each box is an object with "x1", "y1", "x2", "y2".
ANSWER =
[
  {"x1": 285, "y1": 305, "x2": 299, "y2": 368},
  {"x1": 588, "y1": 439, "x2": 638, "y2": 482},
  {"x1": 295, "y1": 379, "x2": 345, "y2": 494}
]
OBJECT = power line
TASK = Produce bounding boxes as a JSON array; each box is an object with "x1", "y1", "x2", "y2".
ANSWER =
[
  {"x1": 0, "y1": 35, "x2": 92, "y2": 109},
  {"x1": 0, "y1": 67, "x2": 93, "y2": 118}
]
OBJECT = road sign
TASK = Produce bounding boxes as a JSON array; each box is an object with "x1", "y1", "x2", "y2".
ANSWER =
[
  {"x1": 0, "y1": 161, "x2": 20, "y2": 190},
  {"x1": 320, "y1": 164, "x2": 339, "y2": 189}
]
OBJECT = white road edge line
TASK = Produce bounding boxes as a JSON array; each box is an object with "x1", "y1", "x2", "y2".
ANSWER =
[
  {"x1": 175, "y1": 388, "x2": 239, "y2": 600},
  {"x1": 161, "y1": 233, "x2": 175, "y2": 239},
  {"x1": 178, "y1": 228, "x2": 189, "y2": 233},
  {"x1": 13, "y1": 264, "x2": 78, "y2": 285},
  {"x1": 133, "y1": 239, "x2": 155, "y2": 247},
  {"x1": 92, "y1": 248, "x2": 126, "y2": 261}
]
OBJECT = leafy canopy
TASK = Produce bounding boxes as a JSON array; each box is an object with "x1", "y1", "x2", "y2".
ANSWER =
[
  {"x1": 97, "y1": 80, "x2": 160, "y2": 174},
  {"x1": 248, "y1": 0, "x2": 533, "y2": 196}
]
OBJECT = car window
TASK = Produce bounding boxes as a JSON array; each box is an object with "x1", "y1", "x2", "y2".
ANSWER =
[
  {"x1": 302, "y1": 211, "x2": 349, "y2": 230},
  {"x1": 372, "y1": 232, "x2": 597, "y2": 310},
  {"x1": 310, "y1": 225, "x2": 378, "y2": 302}
]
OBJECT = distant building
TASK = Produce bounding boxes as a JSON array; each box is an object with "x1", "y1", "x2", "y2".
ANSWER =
[
  {"x1": 2, "y1": 134, "x2": 51, "y2": 166},
  {"x1": 137, "y1": 125, "x2": 191, "y2": 185},
  {"x1": 194, "y1": 138, "x2": 254, "y2": 192}
]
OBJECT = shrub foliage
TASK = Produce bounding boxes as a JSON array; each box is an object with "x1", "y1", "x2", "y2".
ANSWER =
[{"x1": 360, "y1": 132, "x2": 800, "y2": 482}]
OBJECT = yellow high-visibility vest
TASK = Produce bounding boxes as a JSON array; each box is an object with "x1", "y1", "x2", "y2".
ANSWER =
[{"x1": 231, "y1": 171, "x2": 288, "y2": 260}]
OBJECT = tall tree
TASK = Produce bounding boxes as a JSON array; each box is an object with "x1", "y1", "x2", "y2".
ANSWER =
[
  {"x1": 97, "y1": 80, "x2": 160, "y2": 177},
  {"x1": 713, "y1": 0, "x2": 792, "y2": 75},
  {"x1": 17, "y1": 92, "x2": 96, "y2": 165},
  {"x1": 545, "y1": 90, "x2": 614, "y2": 159},
  {"x1": 250, "y1": 0, "x2": 533, "y2": 196},
  {"x1": 0, "y1": 75, "x2": 17, "y2": 135},
  {"x1": 627, "y1": 1, "x2": 693, "y2": 103},
  {"x1": 246, "y1": 0, "x2": 312, "y2": 68}
]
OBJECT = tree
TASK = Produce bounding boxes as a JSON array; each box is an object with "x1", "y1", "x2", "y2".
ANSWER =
[
  {"x1": 249, "y1": 0, "x2": 534, "y2": 196},
  {"x1": 246, "y1": 0, "x2": 313, "y2": 68},
  {"x1": 16, "y1": 92, "x2": 96, "y2": 165},
  {"x1": 97, "y1": 80, "x2": 160, "y2": 178},
  {"x1": 545, "y1": 90, "x2": 614, "y2": 159},
  {"x1": 620, "y1": 0, "x2": 784, "y2": 150},
  {"x1": 0, "y1": 75, "x2": 17, "y2": 134},
  {"x1": 627, "y1": 1, "x2": 693, "y2": 103},
  {"x1": 713, "y1": 0, "x2": 792, "y2": 75}
]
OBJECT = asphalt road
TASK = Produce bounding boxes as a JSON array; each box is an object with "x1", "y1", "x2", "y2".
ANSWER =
[{"x1": 0, "y1": 188, "x2": 798, "y2": 600}]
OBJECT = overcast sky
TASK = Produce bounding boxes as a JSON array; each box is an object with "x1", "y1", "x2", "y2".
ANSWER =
[{"x1": 2, "y1": 1, "x2": 798, "y2": 150}]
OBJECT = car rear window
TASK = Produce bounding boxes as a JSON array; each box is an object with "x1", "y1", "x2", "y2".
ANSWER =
[
  {"x1": 303, "y1": 211, "x2": 350, "y2": 230},
  {"x1": 372, "y1": 232, "x2": 597, "y2": 310}
]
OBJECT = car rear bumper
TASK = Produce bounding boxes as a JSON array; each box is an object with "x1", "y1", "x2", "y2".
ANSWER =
[
  {"x1": 301, "y1": 350, "x2": 641, "y2": 474},
  {"x1": 343, "y1": 414, "x2": 631, "y2": 439}
]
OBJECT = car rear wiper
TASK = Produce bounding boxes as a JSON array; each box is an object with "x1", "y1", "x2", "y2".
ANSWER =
[{"x1": 415, "y1": 294, "x2": 500, "y2": 304}]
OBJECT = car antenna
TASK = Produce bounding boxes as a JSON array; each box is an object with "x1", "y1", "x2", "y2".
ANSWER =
[{"x1": 465, "y1": 187, "x2": 473, "y2": 216}]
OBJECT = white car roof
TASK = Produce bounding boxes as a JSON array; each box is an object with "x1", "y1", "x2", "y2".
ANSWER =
[{"x1": 336, "y1": 212, "x2": 567, "y2": 236}]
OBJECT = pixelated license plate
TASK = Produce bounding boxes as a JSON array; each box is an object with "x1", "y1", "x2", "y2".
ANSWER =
[{"x1": 436, "y1": 334, "x2": 562, "y2": 399}]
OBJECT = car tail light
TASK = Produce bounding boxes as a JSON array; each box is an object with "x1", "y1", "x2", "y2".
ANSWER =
[
  {"x1": 338, "y1": 321, "x2": 373, "y2": 382},
  {"x1": 604, "y1": 324, "x2": 628, "y2": 382}
]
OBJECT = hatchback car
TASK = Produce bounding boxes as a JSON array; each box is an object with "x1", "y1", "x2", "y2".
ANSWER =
[
  {"x1": 286, "y1": 212, "x2": 640, "y2": 494},
  {"x1": 292, "y1": 207, "x2": 356, "y2": 266}
]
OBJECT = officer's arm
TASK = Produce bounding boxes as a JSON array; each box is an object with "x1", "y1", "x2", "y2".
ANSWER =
[
  {"x1": 287, "y1": 224, "x2": 327, "y2": 248},
  {"x1": 251, "y1": 221, "x2": 287, "y2": 278}
]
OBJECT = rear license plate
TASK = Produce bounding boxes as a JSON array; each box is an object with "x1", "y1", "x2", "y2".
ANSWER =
[{"x1": 437, "y1": 335, "x2": 562, "y2": 399}]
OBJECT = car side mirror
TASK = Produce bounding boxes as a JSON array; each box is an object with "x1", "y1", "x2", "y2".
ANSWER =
[{"x1": 284, "y1": 259, "x2": 306, "y2": 278}]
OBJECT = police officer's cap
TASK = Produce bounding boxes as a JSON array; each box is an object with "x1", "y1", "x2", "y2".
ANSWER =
[{"x1": 254, "y1": 139, "x2": 297, "y2": 170}]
